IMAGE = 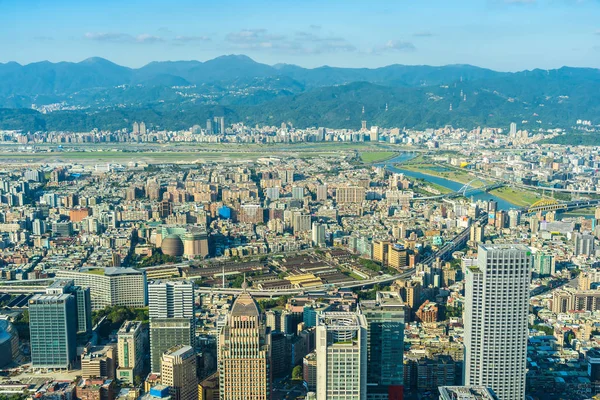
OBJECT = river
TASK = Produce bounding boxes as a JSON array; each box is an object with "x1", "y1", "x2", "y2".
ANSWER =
[{"x1": 375, "y1": 153, "x2": 518, "y2": 210}]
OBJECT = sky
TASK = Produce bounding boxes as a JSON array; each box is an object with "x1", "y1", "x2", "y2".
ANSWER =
[{"x1": 1, "y1": 0, "x2": 600, "y2": 71}]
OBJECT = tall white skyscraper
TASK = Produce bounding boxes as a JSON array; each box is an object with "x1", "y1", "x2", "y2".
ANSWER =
[
  {"x1": 316, "y1": 312, "x2": 367, "y2": 400},
  {"x1": 464, "y1": 244, "x2": 531, "y2": 400},
  {"x1": 148, "y1": 281, "x2": 195, "y2": 373},
  {"x1": 148, "y1": 280, "x2": 194, "y2": 319}
]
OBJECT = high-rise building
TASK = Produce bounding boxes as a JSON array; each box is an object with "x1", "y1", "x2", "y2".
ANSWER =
[
  {"x1": 533, "y1": 251, "x2": 555, "y2": 278},
  {"x1": 148, "y1": 280, "x2": 195, "y2": 319},
  {"x1": 150, "y1": 318, "x2": 195, "y2": 373},
  {"x1": 303, "y1": 352, "x2": 318, "y2": 393},
  {"x1": 464, "y1": 244, "x2": 531, "y2": 400},
  {"x1": 45, "y1": 279, "x2": 92, "y2": 335},
  {"x1": 388, "y1": 245, "x2": 407, "y2": 270},
  {"x1": 117, "y1": 320, "x2": 145, "y2": 384},
  {"x1": 293, "y1": 213, "x2": 312, "y2": 234},
  {"x1": 148, "y1": 280, "x2": 195, "y2": 373},
  {"x1": 29, "y1": 292, "x2": 77, "y2": 369},
  {"x1": 336, "y1": 186, "x2": 366, "y2": 204},
  {"x1": 292, "y1": 186, "x2": 305, "y2": 200},
  {"x1": 360, "y1": 292, "x2": 405, "y2": 400},
  {"x1": 312, "y1": 222, "x2": 326, "y2": 247},
  {"x1": 509, "y1": 122, "x2": 517, "y2": 136},
  {"x1": 573, "y1": 231, "x2": 595, "y2": 257},
  {"x1": 469, "y1": 224, "x2": 483, "y2": 244},
  {"x1": 219, "y1": 287, "x2": 271, "y2": 399},
  {"x1": 316, "y1": 312, "x2": 367, "y2": 400},
  {"x1": 56, "y1": 267, "x2": 147, "y2": 310},
  {"x1": 316, "y1": 184, "x2": 328, "y2": 201},
  {"x1": 161, "y1": 345, "x2": 197, "y2": 400},
  {"x1": 372, "y1": 240, "x2": 390, "y2": 265}
]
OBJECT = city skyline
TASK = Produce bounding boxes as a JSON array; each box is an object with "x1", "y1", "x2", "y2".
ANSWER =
[{"x1": 2, "y1": 0, "x2": 600, "y2": 71}]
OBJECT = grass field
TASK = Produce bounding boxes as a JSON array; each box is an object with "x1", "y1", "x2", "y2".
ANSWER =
[
  {"x1": 0, "y1": 151, "x2": 257, "y2": 164},
  {"x1": 489, "y1": 187, "x2": 543, "y2": 207},
  {"x1": 0, "y1": 142, "x2": 417, "y2": 165},
  {"x1": 360, "y1": 151, "x2": 396, "y2": 163}
]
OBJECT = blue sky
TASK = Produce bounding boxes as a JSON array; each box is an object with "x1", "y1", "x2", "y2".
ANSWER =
[{"x1": 1, "y1": 0, "x2": 600, "y2": 71}]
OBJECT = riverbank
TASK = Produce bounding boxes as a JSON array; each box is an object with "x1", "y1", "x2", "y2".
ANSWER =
[
  {"x1": 395, "y1": 157, "x2": 545, "y2": 207},
  {"x1": 488, "y1": 187, "x2": 543, "y2": 208},
  {"x1": 360, "y1": 151, "x2": 397, "y2": 163},
  {"x1": 397, "y1": 163, "x2": 488, "y2": 188}
]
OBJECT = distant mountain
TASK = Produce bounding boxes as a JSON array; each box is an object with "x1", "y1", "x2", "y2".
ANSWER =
[
  {"x1": 0, "y1": 55, "x2": 509, "y2": 100},
  {"x1": 1, "y1": 55, "x2": 600, "y2": 133}
]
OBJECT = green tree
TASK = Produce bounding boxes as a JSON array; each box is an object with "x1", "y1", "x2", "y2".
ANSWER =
[{"x1": 292, "y1": 365, "x2": 303, "y2": 381}]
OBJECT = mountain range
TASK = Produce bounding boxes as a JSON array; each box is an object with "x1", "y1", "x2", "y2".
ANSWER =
[{"x1": 1, "y1": 55, "x2": 599, "y2": 133}]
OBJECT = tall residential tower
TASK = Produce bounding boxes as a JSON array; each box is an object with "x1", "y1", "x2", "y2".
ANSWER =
[{"x1": 464, "y1": 244, "x2": 531, "y2": 400}]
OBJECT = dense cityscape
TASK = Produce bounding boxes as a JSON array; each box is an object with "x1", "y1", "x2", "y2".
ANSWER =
[
  {"x1": 4, "y1": 1, "x2": 600, "y2": 399},
  {"x1": 0, "y1": 114, "x2": 599, "y2": 400}
]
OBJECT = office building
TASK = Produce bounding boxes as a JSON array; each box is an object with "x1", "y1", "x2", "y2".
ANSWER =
[
  {"x1": 56, "y1": 267, "x2": 147, "y2": 310},
  {"x1": 388, "y1": 245, "x2": 407, "y2": 270},
  {"x1": 150, "y1": 318, "x2": 195, "y2": 373},
  {"x1": 81, "y1": 345, "x2": 116, "y2": 379},
  {"x1": 464, "y1": 245, "x2": 531, "y2": 400},
  {"x1": 45, "y1": 279, "x2": 92, "y2": 335},
  {"x1": 29, "y1": 293, "x2": 77, "y2": 369},
  {"x1": 372, "y1": 240, "x2": 390, "y2": 265},
  {"x1": 360, "y1": 292, "x2": 405, "y2": 400},
  {"x1": 312, "y1": 222, "x2": 326, "y2": 247},
  {"x1": 148, "y1": 280, "x2": 195, "y2": 319},
  {"x1": 316, "y1": 312, "x2": 367, "y2": 400},
  {"x1": 161, "y1": 345, "x2": 197, "y2": 400},
  {"x1": 117, "y1": 320, "x2": 145, "y2": 384},
  {"x1": 219, "y1": 287, "x2": 271, "y2": 399}
]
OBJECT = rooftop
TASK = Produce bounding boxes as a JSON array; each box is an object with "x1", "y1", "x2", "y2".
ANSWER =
[{"x1": 439, "y1": 386, "x2": 499, "y2": 400}]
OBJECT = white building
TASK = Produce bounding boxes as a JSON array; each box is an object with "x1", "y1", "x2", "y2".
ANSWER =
[
  {"x1": 464, "y1": 244, "x2": 531, "y2": 400},
  {"x1": 316, "y1": 312, "x2": 367, "y2": 400},
  {"x1": 148, "y1": 280, "x2": 195, "y2": 319},
  {"x1": 56, "y1": 267, "x2": 147, "y2": 310}
]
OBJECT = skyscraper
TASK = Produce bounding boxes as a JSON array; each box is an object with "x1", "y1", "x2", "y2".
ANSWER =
[
  {"x1": 148, "y1": 280, "x2": 195, "y2": 373},
  {"x1": 117, "y1": 320, "x2": 145, "y2": 384},
  {"x1": 464, "y1": 244, "x2": 531, "y2": 400},
  {"x1": 573, "y1": 231, "x2": 595, "y2": 257},
  {"x1": 148, "y1": 280, "x2": 195, "y2": 319},
  {"x1": 316, "y1": 312, "x2": 367, "y2": 400},
  {"x1": 29, "y1": 292, "x2": 77, "y2": 369},
  {"x1": 360, "y1": 292, "x2": 405, "y2": 400},
  {"x1": 312, "y1": 222, "x2": 326, "y2": 247},
  {"x1": 219, "y1": 286, "x2": 271, "y2": 399},
  {"x1": 29, "y1": 279, "x2": 92, "y2": 370},
  {"x1": 161, "y1": 345, "x2": 198, "y2": 400},
  {"x1": 150, "y1": 318, "x2": 195, "y2": 373}
]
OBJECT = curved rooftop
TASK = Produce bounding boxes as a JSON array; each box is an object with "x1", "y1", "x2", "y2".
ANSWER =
[{"x1": 230, "y1": 292, "x2": 260, "y2": 318}]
